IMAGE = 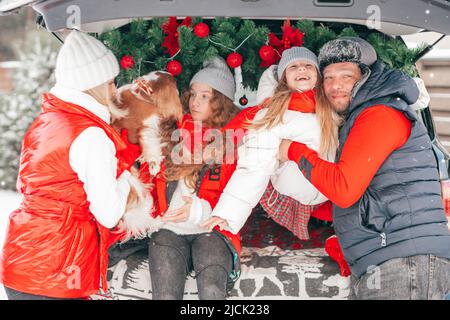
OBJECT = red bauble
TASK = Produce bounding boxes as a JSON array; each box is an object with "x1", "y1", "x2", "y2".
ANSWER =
[
  {"x1": 194, "y1": 22, "x2": 210, "y2": 38},
  {"x1": 227, "y1": 52, "x2": 243, "y2": 68},
  {"x1": 239, "y1": 95, "x2": 248, "y2": 106},
  {"x1": 259, "y1": 45, "x2": 276, "y2": 61},
  {"x1": 120, "y1": 55, "x2": 135, "y2": 70},
  {"x1": 166, "y1": 60, "x2": 182, "y2": 76}
]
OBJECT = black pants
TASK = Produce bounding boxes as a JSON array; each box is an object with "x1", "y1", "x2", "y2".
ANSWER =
[
  {"x1": 148, "y1": 229, "x2": 233, "y2": 300},
  {"x1": 4, "y1": 286, "x2": 75, "y2": 300}
]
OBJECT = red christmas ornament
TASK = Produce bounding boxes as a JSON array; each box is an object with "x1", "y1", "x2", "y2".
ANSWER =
[
  {"x1": 260, "y1": 19, "x2": 304, "y2": 68},
  {"x1": 227, "y1": 52, "x2": 243, "y2": 68},
  {"x1": 194, "y1": 22, "x2": 210, "y2": 38},
  {"x1": 166, "y1": 60, "x2": 182, "y2": 76},
  {"x1": 269, "y1": 19, "x2": 304, "y2": 53},
  {"x1": 259, "y1": 45, "x2": 276, "y2": 61},
  {"x1": 120, "y1": 55, "x2": 135, "y2": 70},
  {"x1": 162, "y1": 16, "x2": 192, "y2": 57},
  {"x1": 239, "y1": 95, "x2": 248, "y2": 106}
]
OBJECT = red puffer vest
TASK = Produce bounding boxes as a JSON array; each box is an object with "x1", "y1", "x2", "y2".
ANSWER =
[{"x1": 0, "y1": 93, "x2": 128, "y2": 298}]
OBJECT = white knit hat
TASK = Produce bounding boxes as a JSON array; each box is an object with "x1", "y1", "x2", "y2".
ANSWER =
[{"x1": 55, "y1": 30, "x2": 119, "y2": 91}]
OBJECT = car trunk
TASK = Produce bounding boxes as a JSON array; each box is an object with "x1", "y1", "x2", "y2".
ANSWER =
[
  {"x1": 0, "y1": 0, "x2": 449, "y2": 35},
  {"x1": 2, "y1": 0, "x2": 449, "y2": 222},
  {"x1": 2, "y1": 1, "x2": 449, "y2": 214},
  {"x1": 1, "y1": 0, "x2": 449, "y2": 299}
]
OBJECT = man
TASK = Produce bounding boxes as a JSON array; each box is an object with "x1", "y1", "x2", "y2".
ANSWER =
[{"x1": 279, "y1": 37, "x2": 450, "y2": 300}]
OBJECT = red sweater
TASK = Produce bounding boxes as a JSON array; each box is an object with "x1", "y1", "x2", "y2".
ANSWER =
[{"x1": 288, "y1": 105, "x2": 412, "y2": 208}]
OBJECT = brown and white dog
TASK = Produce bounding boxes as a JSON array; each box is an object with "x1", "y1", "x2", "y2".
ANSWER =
[{"x1": 110, "y1": 71, "x2": 183, "y2": 240}]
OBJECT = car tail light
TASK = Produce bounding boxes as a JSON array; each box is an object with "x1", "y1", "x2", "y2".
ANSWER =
[{"x1": 442, "y1": 179, "x2": 450, "y2": 218}]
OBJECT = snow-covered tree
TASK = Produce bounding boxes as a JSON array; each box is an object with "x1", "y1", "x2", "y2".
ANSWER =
[{"x1": 0, "y1": 32, "x2": 58, "y2": 190}]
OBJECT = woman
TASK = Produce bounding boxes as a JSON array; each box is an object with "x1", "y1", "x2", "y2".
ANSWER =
[{"x1": 0, "y1": 31, "x2": 140, "y2": 300}]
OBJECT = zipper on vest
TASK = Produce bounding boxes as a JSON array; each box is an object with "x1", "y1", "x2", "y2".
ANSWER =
[{"x1": 380, "y1": 232, "x2": 387, "y2": 247}]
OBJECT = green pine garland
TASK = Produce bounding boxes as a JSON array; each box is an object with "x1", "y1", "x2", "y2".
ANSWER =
[
  {"x1": 99, "y1": 18, "x2": 269, "y2": 92},
  {"x1": 99, "y1": 18, "x2": 424, "y2": 91}
]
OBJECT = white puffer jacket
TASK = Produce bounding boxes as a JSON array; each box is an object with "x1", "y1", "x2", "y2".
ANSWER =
[{"x1": 212, "y1": 98, "x2": 332, "y2": 234}]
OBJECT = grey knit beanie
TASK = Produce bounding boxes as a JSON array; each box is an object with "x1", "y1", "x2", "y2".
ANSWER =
[
  {"x1": 318, "y1": 37, "x2": 377, "y2": 72},
  {"x1": 190, "y1": 56, "x2": 236, "y2": 100},
  {"x1": 277, "y1": 46, "x2": 319, "y2": 80}
]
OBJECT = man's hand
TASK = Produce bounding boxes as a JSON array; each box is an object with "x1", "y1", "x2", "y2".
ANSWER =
[
  {"x1": 278, "y1": 139, "x2": 293, "y2": 163},
  {"x1": 200, "y1": 216, "x2": 229, "y2": 233},
  {"x1": 162, "y1": 196, "x2": 193, "y2": 223}
]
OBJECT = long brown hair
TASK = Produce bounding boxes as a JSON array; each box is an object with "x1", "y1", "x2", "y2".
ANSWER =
[{"x1": 166, "y1": 88, "x2": 240, "y2": 189}]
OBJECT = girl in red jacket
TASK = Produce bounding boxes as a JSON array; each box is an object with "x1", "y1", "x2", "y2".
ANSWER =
[
  {"x1": 143, "y1": 57, "x2": 242, "y2": 300},
  {"x1": 0, "y1": 31, "x2": 140, "y2": 300}
]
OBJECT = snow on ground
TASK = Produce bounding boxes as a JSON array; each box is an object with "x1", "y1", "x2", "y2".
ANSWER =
[{"x1": 0, "y1": 190, "x2": 22, "y2": 300}]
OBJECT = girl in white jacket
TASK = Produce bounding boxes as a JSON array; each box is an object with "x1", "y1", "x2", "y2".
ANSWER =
[{"x1": 201, "y1": 47, "x2": 340, "y2": 235}]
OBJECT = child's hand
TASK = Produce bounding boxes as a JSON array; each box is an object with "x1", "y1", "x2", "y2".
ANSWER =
[
  {"x1": 278, "y1": 139, "x2": 293, "y2": 163},
  {"x1": 200, "y1": 216, "x2": 229, "y2": 233},
  {"x1": 161, "y1": 196, "x2": 193, "y2": 223}
]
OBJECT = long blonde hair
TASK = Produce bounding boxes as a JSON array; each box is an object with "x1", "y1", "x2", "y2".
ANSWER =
[
  {"x1": 250, "y1": 73, "x2": 341, "y2": 158},
  {"x1": 84, "y1": 81, "x2": 128, "y2": 120},
  {"x1": 250, "y1": 75, "x2": 292, "y2": 131},
  {"x1": 315, "y1": 85, "x2": 341, "y2": 158}
]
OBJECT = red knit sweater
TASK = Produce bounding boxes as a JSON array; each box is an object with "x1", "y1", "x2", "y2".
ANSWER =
[{"x1": 288, "y1": 105, "x2": 412, "y2": 208}]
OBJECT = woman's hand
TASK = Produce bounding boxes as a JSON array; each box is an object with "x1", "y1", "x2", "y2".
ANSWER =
[
  {"x1": 278, "y1": 139, "x2": 293, "y2": 163},
  {"x1": 200, "y1": 216, "x2": 229, "y2": 233},
  {"x1": 161, "y1": 196, "x2": 193, "y2": 223}
]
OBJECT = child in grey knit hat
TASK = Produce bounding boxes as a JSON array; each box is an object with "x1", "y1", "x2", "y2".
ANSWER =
[
  {"x1": 190, "y1": 56, "x2": 236, "y2": 101},
  {"x1": 202, "y1": 46, "x2": 339, "y2": 241},
  {"x1": 181, "y1": 56, "x2": 240, "y2": 126}
]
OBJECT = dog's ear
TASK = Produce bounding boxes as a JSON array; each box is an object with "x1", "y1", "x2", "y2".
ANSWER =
[
  {"x1": 108, "y1": 88, "x2": 131, "y2": 122},
  {"x1": 151, "y1": 73, "x2": 183, "y2": 121},
  {"x1": 120, "y1": 89, "x2": 136, "y2": 106},
  {"x1": 127, "y1": 78, "x2": 155, "y2": 104}
]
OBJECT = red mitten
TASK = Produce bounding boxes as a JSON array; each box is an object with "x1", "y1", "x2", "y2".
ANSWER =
[
  {"x1": 117, "y1": 129, "x2": 142, "y2": 171},
  {"x1": 311, "y1": 201, "x2": 333, "y2": 222},
  {"x1": 325, "y1": 235, "x2": 351, "y2": 277}
]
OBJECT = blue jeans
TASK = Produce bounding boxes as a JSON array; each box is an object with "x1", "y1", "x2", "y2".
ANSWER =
[
  {"x1": 148, "y1": 229, "x2": 233, "y2": 300},
  {"x1": 349, "y1": 254, "x2": 450, "y2": 300}
]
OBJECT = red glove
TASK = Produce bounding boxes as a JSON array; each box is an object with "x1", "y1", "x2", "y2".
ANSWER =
[
  {"x1": 117, "y1": 129, "x2": 142, "y2": 171},
  {"x1": 325, "y1": 235, "x2": 351, "y2": 277}
]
